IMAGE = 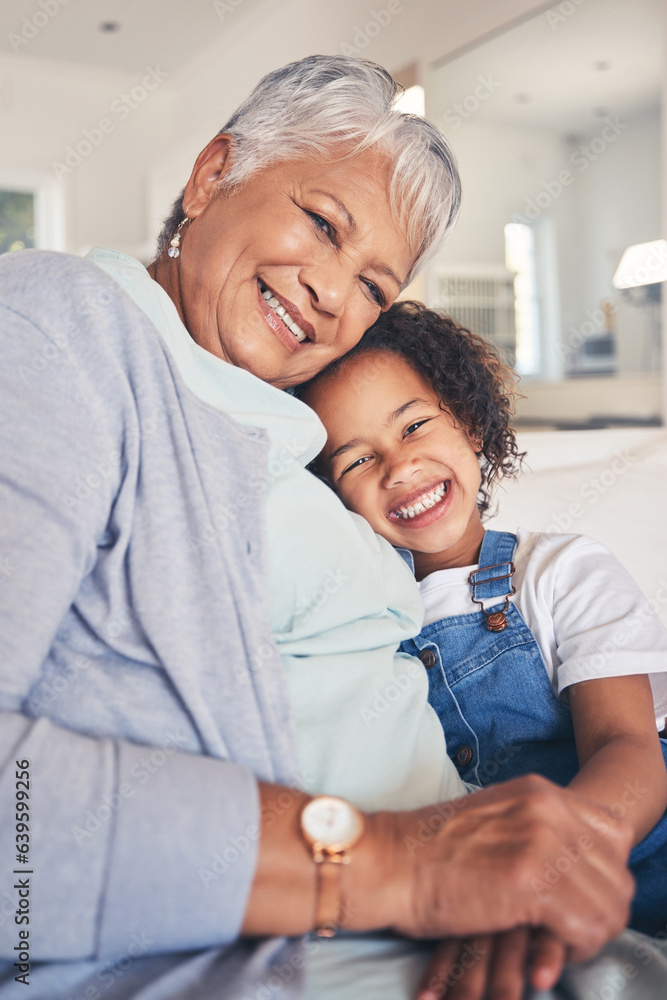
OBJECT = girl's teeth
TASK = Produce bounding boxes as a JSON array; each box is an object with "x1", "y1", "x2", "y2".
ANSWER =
[
  {"x1": 259, "y1": 280, "x2": 307, "y2": 343},
  {"x1": 395, "y1": 483, "x2": 447, "y2": 520}
]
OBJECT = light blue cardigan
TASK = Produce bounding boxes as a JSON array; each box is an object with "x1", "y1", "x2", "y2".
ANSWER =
[{"x1": 0, "y1": 249, "x2": 463, "y2": 998}]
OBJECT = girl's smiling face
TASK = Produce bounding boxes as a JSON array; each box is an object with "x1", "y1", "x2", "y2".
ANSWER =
[{"x1": 306, "y1": 351, "x2": 486, "y2": 575}]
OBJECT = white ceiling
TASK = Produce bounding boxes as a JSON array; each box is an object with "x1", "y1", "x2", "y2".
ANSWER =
[
  {"x1": 431, "y1": 0, "x2": 663, "y2": 134},
  {"x1": 0, "y1": 0, "x2": 259, "y2": 74},
  {"x1": 1, "y1": 0, "x2": 662, "y2": 133}
]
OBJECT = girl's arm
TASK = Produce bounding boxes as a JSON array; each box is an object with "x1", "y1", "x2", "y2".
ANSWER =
[{"x1": 568, "y1": 673, "x2": 667, "y2": 843}]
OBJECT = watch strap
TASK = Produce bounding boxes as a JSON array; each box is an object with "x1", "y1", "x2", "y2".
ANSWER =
[{"x1": 314, "y1": 853, "x2": 347, "y2": 937}]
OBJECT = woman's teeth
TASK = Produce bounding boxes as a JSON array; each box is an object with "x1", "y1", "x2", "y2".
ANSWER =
[
  {"x1": 394, "y1": 482, "x2": 447, "y2": 520},
  {"x1": 259, "y1": 280, "x2": 307, "y2": 343}
]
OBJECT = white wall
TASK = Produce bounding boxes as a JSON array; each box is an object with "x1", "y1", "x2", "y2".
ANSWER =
[
  {"x1": 0, "y1": 54, "x2": 174, "y2": 255},
  {"x1": 432, "y1": 117, "x2": 567, "y2": 268},
  {"x1": 427, "y1": 100, "x2": 661, "y2": 388},
  {"x1": 0, "y1": 0, "x2": 549, "y2": 255},
  {"x1": 568, "y1": 106, "x2": 661, "y2": 375}
]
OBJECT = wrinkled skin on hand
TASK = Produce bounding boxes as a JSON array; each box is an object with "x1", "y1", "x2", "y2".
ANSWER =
[{"x1": 385, "y1": 776, "x2": 634, "y2": 961}]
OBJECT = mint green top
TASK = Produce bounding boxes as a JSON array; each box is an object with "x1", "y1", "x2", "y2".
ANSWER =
[{"x1": 88, "y1": 248, "x2": 466, "y2": 814}]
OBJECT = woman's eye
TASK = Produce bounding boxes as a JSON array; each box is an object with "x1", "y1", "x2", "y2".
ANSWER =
[
  {"x1": 362, "y1": 279, "x2": 384, "y2": 307},
  {"x1": 307, "y1": 211, "x2": 336, "y2": 243},
  {"x1": 340, "y1": 455, "x2": 372, "y2": 477}
]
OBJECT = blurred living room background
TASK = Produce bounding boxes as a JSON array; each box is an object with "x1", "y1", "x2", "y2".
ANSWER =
[{"x1": 1, "y1": 0, "x2": 666, "y2": 617}]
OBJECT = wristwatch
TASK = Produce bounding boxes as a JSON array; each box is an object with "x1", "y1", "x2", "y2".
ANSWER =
[{"x1": 300, "y1": 795, "x2": 365, "y2": 937}]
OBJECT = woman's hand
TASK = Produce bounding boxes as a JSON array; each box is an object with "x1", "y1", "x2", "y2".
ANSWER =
[
  {"x1": 243, "y1": 774, "x2": 634, "y2": 961},
  {"x1": 356, "y1": 775, "x2": 634, "y2": 961},
  {"x1": 415, "y1": 928, "x2": 566, "y2": 1000}
]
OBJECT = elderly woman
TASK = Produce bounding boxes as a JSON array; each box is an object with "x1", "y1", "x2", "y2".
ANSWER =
[{"x1": 0, "y1": 57, "x2": 633, "y2": 1000}]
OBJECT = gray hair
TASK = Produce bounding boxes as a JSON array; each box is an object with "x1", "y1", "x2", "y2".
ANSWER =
[{"x1": 156, "y1": 55, "x2": 461, "y2": 281}]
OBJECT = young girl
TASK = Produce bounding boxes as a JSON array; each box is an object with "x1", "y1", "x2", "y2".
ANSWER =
[{"x1": 298, "y1": 299, "x2": 667, "y2": 936}]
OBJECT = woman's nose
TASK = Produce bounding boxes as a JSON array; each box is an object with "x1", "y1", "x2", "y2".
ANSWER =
[{"x1": 300, "y1": 257, "x2": 355, "y2": 321}]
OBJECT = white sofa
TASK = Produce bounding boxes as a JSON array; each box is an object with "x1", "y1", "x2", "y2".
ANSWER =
[{"x1": 487, "y1": 428, "x2": 667, "y2": 627}]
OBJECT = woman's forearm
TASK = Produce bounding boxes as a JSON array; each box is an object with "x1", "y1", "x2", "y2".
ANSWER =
[
  {"x1": 0, "y1": 712, "x2": 261, "y2": 959},
  {"x1": 242, "y1": 775, "x2": 635, "y2": 963},
  {"x1": 240, "y1": 783, "x2": 315, "y2": 936},
  {"x1": 240, "y1": 782, "x2": 407, "y2": 936}
]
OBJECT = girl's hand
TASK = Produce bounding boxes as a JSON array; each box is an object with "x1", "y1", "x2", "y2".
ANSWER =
[{"x1": 415, "y1": 927, "x2": 567, "y2": 1000}]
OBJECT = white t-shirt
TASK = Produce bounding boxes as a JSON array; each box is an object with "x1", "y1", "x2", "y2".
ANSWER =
[{"x1": 418, "y1": 529, "x2": 667, "y2": 728}]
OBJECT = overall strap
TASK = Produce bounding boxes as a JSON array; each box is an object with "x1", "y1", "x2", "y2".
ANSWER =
[{"x1": 469, "y1": 531, "x2": 518, "y2": 602}]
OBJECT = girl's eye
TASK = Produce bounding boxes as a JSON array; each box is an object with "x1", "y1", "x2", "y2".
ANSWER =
[
  {"x1": 362, "y1": 278, "x2": 384, "y2": 308},
  {"x1": 307, "y1": 211, "x2": 337, "y2": 244},
  {"x1": 340, "y1": 455, "x2": 372, "y2": 478},
  {"x1": 404, "y1": 419, "x2": 432, "y2": 437}
]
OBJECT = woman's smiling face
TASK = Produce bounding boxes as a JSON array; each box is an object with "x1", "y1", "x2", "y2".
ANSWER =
[
  {"x1": 306, "y1": 351, "x2": 486, "y2": 572},
  {"x1": 161, "y1": 136, "x2": 413, "y2": 389}
]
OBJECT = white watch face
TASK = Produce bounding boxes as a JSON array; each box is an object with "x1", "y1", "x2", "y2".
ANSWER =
[{"x1": 302, "y1": 796, "x2": 364, "y2": 850}]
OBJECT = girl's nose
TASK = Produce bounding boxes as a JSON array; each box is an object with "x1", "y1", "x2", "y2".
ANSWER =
[{"x1": 383, "y1": 453, "x2": 423, "y2": 489}]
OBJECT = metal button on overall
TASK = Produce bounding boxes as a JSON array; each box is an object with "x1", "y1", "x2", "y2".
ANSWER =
[
  {"x1": 456, "y1": 746, "x2": 473, "y2": 767},
  {"x1": 419, "y1": 648, "x2": 436, "y2": 669}
]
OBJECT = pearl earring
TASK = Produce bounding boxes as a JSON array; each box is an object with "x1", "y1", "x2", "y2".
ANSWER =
[{"x1": 168, "y1": 217, "x2": 189, "y2": 258}]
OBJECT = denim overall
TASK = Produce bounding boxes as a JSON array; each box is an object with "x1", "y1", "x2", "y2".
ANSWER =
[{"x1": 400, "y1": 530, "x2": 667, "y2": 935}]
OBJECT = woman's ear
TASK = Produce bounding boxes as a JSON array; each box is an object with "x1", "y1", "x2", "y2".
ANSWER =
[
  {"x1": 182, "y1": 133, "x2": 237, "y2": 220},
  {"x1": 471, "y1": 430, "x2": 484, "y2": 455}
]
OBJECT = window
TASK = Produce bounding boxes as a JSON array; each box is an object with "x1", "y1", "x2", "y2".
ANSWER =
[
  {"x1": 0, "y1": 170, "x2": 64, "y2": 254},
  {"x1": 394, "y1": 85, "x2": 425, "y2": 117},
  {"x1": 0, "y1": 190, "x2": 36, "y2": 254},
  {"x1": 505, "y1": 222, "x2": 540, "y2": 376}
]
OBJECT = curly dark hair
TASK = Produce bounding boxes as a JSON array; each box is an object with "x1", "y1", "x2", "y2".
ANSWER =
[{"x1": 296, "y1": 300, "x2": 524, "y2": 518}]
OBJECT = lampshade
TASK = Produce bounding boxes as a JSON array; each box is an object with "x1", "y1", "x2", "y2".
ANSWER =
[{"x1": 612, "y1": 239, "x2": 667, "y2": 289}]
